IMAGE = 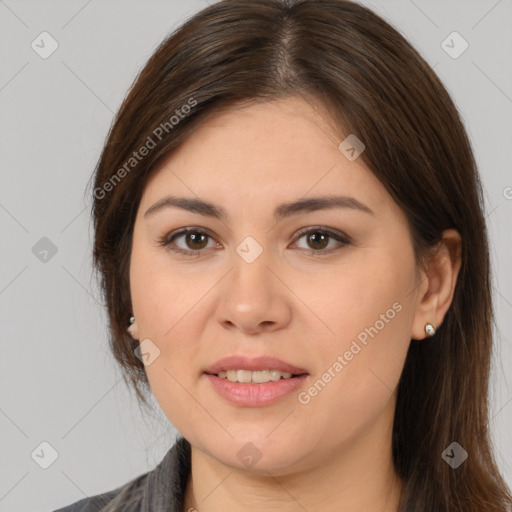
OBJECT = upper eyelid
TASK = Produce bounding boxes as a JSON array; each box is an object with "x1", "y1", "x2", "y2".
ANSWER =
[
  {"x1": 166, "y1": 227, "x2": 219, "y2": 244},
  {"x1": 294, "y1": 226, "x2": 351, "y2": 240}
]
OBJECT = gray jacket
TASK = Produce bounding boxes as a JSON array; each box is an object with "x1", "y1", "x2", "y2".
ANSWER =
[{"x1": 53, "y1": 436, "x2": 191, "y2": 512}]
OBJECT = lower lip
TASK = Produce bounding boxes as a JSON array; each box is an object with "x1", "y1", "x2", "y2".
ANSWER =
[{"x1": 205, "y1": 373, "x2": 309, "y2": 407}]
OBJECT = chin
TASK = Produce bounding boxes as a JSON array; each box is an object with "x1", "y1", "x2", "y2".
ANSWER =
[{"x1": 206, "y1": 435, "x2": 310, "y2": 476}]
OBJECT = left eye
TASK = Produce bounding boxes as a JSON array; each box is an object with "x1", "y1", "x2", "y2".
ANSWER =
[
  {"x1": 292, "y1": 228, "x2": 350, "y2": 252},
  {"x1": 159, "y1": 227, "x2": 350, "y2": 256}
]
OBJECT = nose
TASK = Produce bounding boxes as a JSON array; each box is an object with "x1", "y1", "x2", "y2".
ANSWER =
[{"x1": 214, "y1": 247, "x2": 292, "y2": 335}]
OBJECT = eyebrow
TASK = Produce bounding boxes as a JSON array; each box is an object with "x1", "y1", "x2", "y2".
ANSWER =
[{"x1": 144, "y1": 194, "x2": 375, "y2": 222}]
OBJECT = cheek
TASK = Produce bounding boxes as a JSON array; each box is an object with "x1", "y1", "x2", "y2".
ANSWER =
[
  {"x1": 299, "y1": 254, "x2": 415, "y2": 437},
  {"x1": 317, "y1": 250, "x2": 411, "y2": 346},
  {"x1": 129, "y1": 239, "x2": 215, "y2": 427},
  {"x1": 144, "y1": 358, "x2": 215, "y2": 443},
  {"x1": 130, "y1": 238, "x2": 201, "y2": 339}
]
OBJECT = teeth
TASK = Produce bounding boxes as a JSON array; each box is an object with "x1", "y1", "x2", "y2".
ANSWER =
[{"x1": 217, "y1": 369, "x2": 294, "y2": 383}]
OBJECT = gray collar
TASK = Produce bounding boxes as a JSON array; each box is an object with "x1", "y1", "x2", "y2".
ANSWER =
[{"x1": 141, "y1": 436, "x2": 191, "y2": 512}]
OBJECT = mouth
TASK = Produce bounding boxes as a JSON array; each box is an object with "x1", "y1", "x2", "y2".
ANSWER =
[
  {"x1": 203, "y1": 355, "x2": 310, "y2": 406},
  {"x1": 207, "y1": 369, "x2": 308, "y2": 383}
]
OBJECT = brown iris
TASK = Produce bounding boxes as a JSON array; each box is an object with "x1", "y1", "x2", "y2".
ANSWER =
[
  {"x1": 185, "y1": 232, "x2": 209, "y2": 250},
  {"x1": 306, "y1": 232, "x2": 329, "y2": 250}
]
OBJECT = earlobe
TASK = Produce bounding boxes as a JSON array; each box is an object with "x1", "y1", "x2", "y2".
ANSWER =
[
  {"x1": 127, "y1": 315, "x2": 139, "y2": 340},
  {"x1": 411, "y1": 229, "x2": 462, "y2": 340}
]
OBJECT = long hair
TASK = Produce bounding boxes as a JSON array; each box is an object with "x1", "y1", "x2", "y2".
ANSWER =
[{"x1": 90, "y1": 1, "x2": 512, "y2": 509}]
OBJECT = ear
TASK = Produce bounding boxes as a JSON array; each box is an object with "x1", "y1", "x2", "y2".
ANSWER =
[
  {"x1": 127, "y1": 319, "x2": 140, "y2": 340},
  {"x1": 411, "y1": 229, "x2": 462, "y2": 340}
]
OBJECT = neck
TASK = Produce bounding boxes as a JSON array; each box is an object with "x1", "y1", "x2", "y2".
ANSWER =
[{"x1": 182, "y1": 405, "x2": 403, "y2": 512}]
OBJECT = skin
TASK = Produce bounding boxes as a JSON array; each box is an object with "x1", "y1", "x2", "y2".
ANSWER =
[{"x1": 128, "y1": 95, "x2": 462, "y2": 512}]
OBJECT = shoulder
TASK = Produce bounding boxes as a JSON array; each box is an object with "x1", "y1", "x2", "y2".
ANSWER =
[
  {"x1": 52, "y1": 471, "x2": 148, "y2": 512},
  {"x1": 52, "y1": 436, "x2": 191, "y2": 512}
]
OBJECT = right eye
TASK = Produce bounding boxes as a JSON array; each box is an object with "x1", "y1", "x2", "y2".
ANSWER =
[{"x1": 158, "y1": 227, "x2": 220, "y2": 256}]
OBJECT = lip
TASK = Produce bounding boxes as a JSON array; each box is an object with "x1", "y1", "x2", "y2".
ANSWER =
[
  {"x1": 203, "y1": 355, "x2": 310, "y2": 407},
  {"x1": 205, "y1": 373, "x2": 309, "y2": 407},
  {"x1": 204, "y1": 355, "x2": 309, "y2": 375}
]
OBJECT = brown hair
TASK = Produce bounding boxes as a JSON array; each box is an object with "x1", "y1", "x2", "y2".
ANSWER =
[{"x1": 90, "y1": 0, "x2": 512, "y2": 509}]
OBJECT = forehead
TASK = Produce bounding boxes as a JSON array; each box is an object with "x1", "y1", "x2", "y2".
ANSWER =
[{"x1": 140, "y1": 96, "x2": 390, "y2": 217}]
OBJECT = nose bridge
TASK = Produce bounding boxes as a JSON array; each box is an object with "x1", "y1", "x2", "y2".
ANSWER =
[
  {"x1": 215, "y1": 232, "x2": 291, "y2": 332},
  {"x1": 231, "y1": 233, "x2": 275, "y2": 303}
]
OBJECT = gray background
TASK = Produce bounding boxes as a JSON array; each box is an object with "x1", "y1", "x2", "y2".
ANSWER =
[{"x1": 0, "y1": 1, "x2": 511, "y2": 510}]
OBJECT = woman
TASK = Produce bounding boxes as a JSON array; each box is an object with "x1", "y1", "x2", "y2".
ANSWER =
[{"x1": 55, "y1": 0, "x2": 512, "y2": 510}]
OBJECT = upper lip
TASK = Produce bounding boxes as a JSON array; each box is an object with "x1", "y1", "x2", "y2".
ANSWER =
[{"x1": 204, "y1": 355, "x2": 309, "y2": 375}]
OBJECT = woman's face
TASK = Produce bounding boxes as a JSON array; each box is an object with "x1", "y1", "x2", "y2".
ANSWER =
[{"x1": 129, "y1": 96, "x2": 425, "y2": 475}]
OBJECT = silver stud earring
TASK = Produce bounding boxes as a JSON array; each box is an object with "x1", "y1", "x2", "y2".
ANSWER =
[
  {"x1": 424, "y1": 323, "x2": 436, "y2": 337},
  {"x1": 129, "y1": 316, "x2": 135, "y2": 325}
]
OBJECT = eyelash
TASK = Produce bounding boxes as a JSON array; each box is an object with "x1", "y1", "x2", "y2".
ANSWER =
[{"x1": 158, "y1": 226, "x2": 351, "y2": 257}]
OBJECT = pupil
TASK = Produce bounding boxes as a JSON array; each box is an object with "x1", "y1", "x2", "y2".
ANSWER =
[
  {"x1": 309, "y1": 232, "x2": 328, "y2": 250},
  {"x1": 187, "y1": 233, "x2": 207, "y2": 249}
]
